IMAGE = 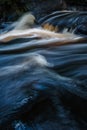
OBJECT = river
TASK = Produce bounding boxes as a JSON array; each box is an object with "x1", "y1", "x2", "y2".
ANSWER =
[{"x1": 0, "y1": 11, "x2": 87, "y2": 130}]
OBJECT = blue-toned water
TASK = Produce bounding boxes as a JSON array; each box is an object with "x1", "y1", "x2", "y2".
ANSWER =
[{"x1": 0, "y1": 11, "x2": 87, "y2": 130}]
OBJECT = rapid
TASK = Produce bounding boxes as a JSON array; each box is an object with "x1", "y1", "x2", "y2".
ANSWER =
[{"x1": 0, "y1": 11, "x2": 87, "y2": 130}]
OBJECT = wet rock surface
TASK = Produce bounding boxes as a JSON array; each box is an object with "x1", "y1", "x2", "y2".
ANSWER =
[
  {"x1": 0, "y1": 0, "x2": 66, "y2": 22},
  {"x1": 0, "y1": 0, "x2": 87, "y2": 22}
]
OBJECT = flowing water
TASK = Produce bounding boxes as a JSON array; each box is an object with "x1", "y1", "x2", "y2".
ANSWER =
[{"x1": 0, "y1": 11, "x2": 87, "y2": 130}]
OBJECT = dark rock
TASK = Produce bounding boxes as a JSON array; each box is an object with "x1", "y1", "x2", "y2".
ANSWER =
[
  {"x1": 0, "y1": 0, "x2": 66, "y2": 22},
  {"x1": 66, "y1": 0, "x2": 87, "y2": 10}
]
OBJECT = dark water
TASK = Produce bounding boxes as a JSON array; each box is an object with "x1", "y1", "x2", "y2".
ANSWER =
[{"x1": 0, "y1": 11, "x2": 87, "y2": 130}]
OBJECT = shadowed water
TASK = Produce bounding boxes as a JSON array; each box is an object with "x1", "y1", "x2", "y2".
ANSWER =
[{"x1": 0, "y1": 11, "x2": 87, "y2": 130}]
